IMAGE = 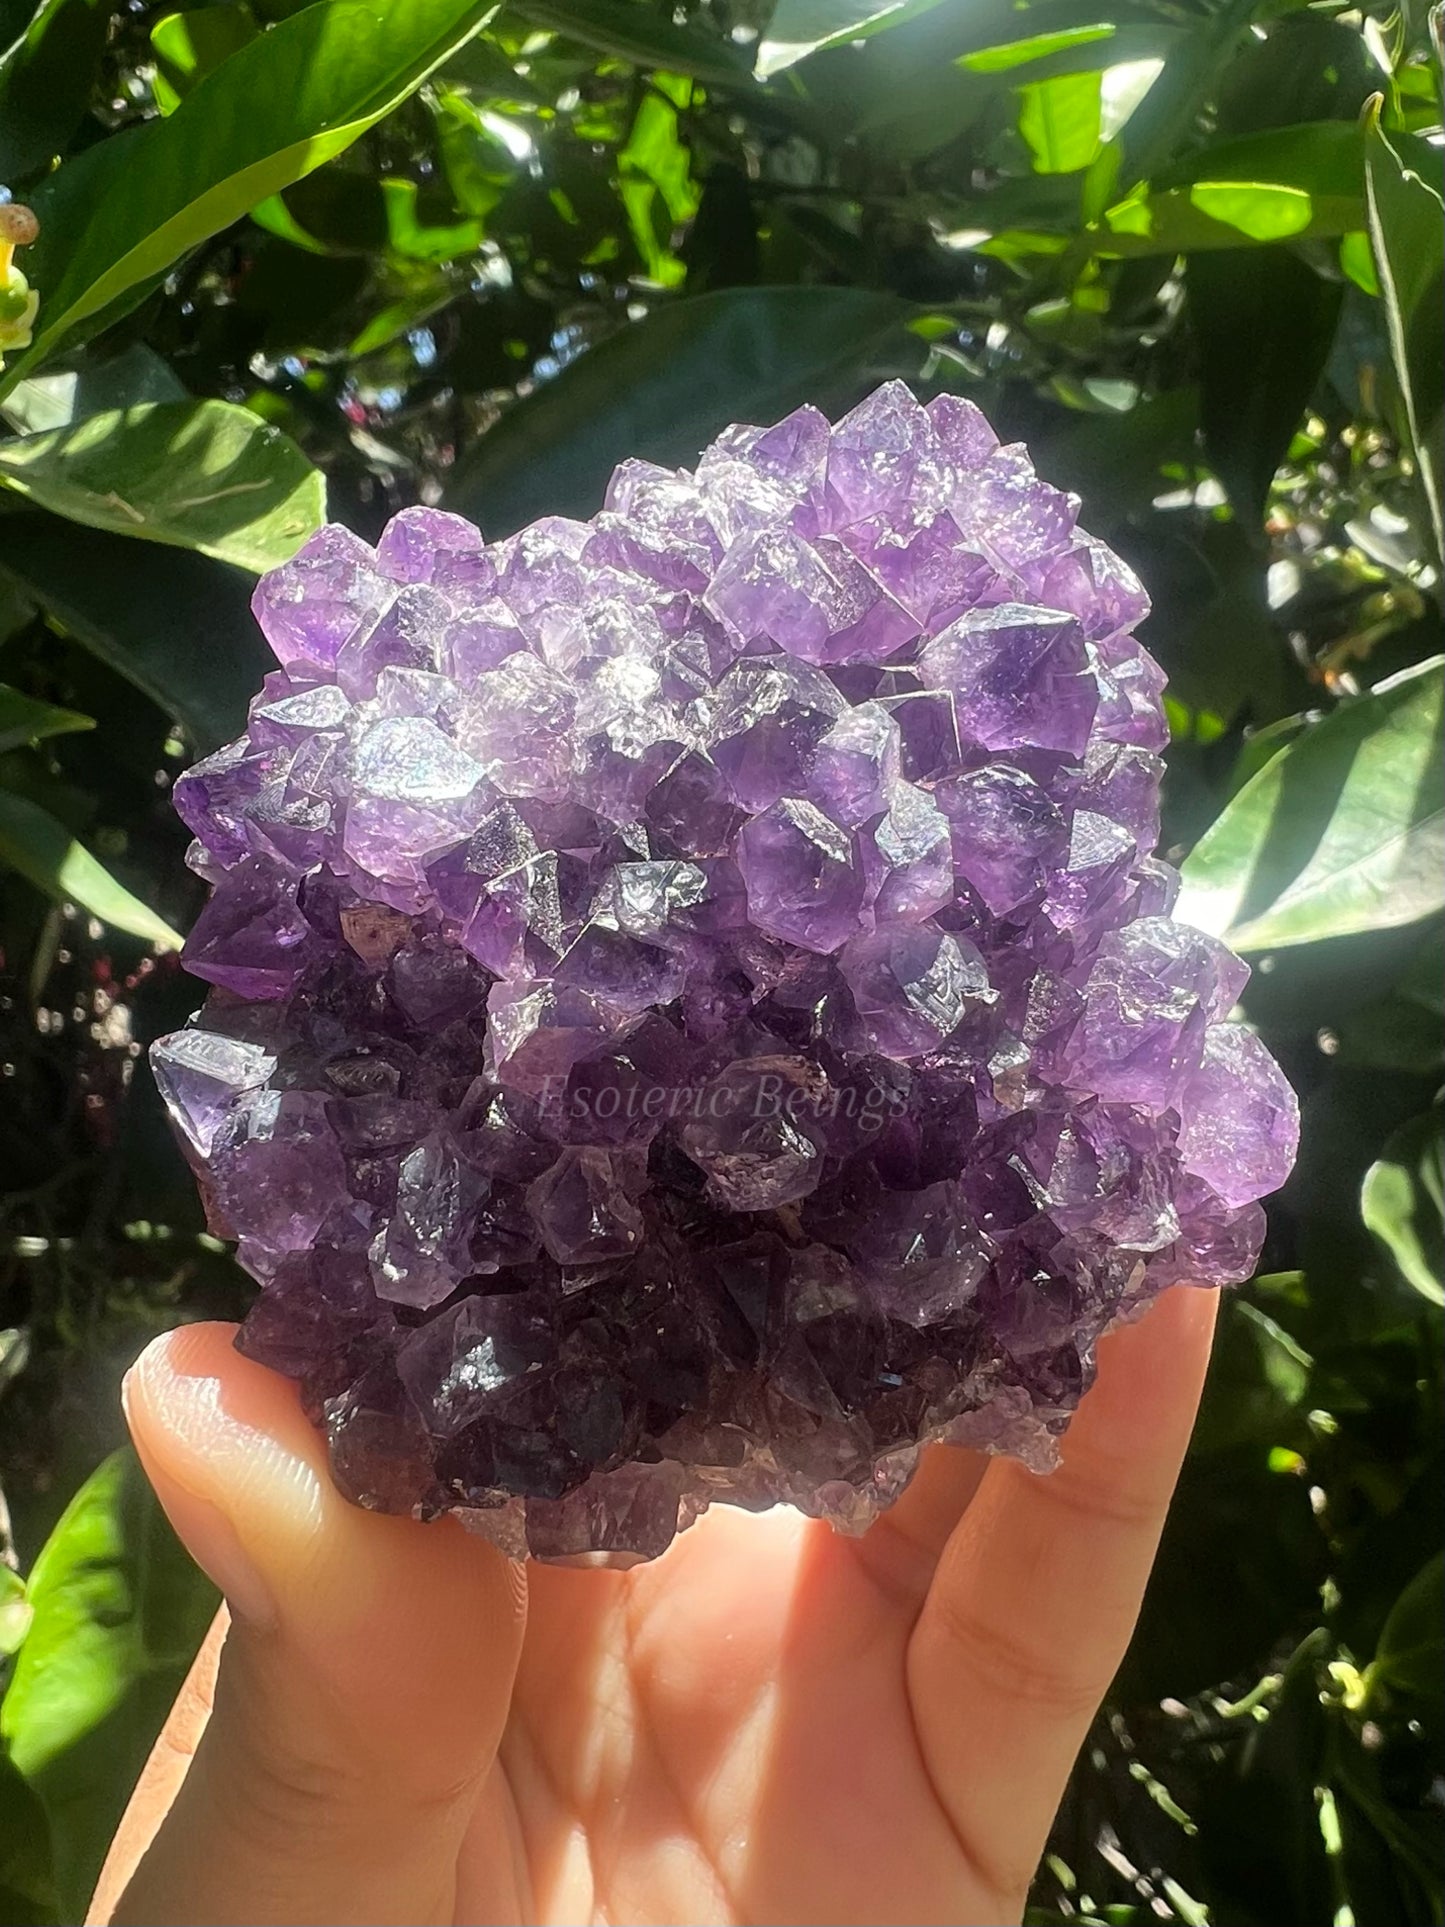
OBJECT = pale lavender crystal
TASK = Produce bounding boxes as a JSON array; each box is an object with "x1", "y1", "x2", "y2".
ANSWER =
[
  {"x1": 153, "y1": 380, "x2": 1298, "y2": 1565},
  {"x1": 839, "y1": 928, "x2": 992, "y2": 1058},
  {"x1": 919, "y1": 602, "x2": 1098, "y2": 756},
  {"x1": 736, "y1": 798, "x2": 865, "y2": 952},
  {"x1": 1176, "y1": 1025, "x2": 1299, "y2": 1207}
]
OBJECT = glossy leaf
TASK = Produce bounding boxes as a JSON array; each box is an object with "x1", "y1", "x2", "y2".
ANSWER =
[
  {"x1": 1191, "y1": 1299, "x2": 1313, "y2": 1456},
  {"x1": 798, "y1": 0, "x2": 1175, "y2": 166},
  {"x1": 432, "y1": 89, "x2": 522, "y2": 223},
  {"x1": 1178, "y1": 660, "x2": 1445, "y2": 951},
  {"x1": 0, "y1": 1450, "x2": 217, "y2": 1923},
  {"x1": 0, "y1": 0, "x2": 112, "y2": 180},
  {"x1": 0, "y1": 683, "x2": 94, "y2": 756},
  {"x1": 1213, "y1": 13, "x2": 1376, "y2": 137},
  {"x1": 1362, "y1": 1111, "x2": 1444, "y2": 1305},
  {"x1": 443, "y1": 286, "x2": 921, "y2": 534},
  {"x1": 1188, "y1": 247, "x2": 1343, "y2": 525},
  {"x1": 1100, "y1": 121, "x2": 1371, "y2": 255},
  {"x1": 1193, "y1": 1633, "x2": 1337, "y2": 1927},
  {"x1": 5, "y1": 0, "x2": 498, "y2": 387},
  {"x1": 0, "y1": 790, "x2": 182, "y2": 947},
  {"x1": 1367, "y1": 1553, "x2": 1445, "y2": 1710},
  {"x1": 150, "y1": 5, "x2": 259, "y2": 115},
  {"x1": 510, "y1": 0, "x2": 752, "y2": 85},
  {"x1": 1114, "y1": 0, "x2": 1255, "y2": 187},
  {"x1": 960, "y1": 23, "x2": 1115, "y2": 73},
  {"x1": 618, "y1": 73, "x2": 699, "y2": 287},
  {"x1": 756, "y1": 0, "x2": 948, "y2": 79},
  {"x1": 2, "y1": 343, "x2": 189, "y2": 436},
  {"x1": 1365, "y1": 100, "x2": 1445, "y2": 561},
  {"x1": 1018, "y1": 69, "x2": 1102, "y2": 174},
  {"x1": 1339, "y1": 228, "x2": 1380, "y2": 297},
  {"x1": 0, "y1": 401, "x2": 325, "y2": 571},
  {"x1": 0, "y1": 512, "x2": 266, "y2": 752},
  {"x1": 0, "y1": 1563, "x2": 32, "y2": 1657},
  {"x1": 380, "y1": 178, "x2": 485, "y2": 263}
]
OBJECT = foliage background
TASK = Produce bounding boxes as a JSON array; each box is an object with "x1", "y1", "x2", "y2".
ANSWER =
[{"x1": 0, "y1": 0, "x2": 1441, "y2": 1920}]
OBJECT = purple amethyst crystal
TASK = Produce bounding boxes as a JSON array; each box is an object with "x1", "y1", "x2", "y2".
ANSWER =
[{"x1": 153, "y1": 383, "x2": 1298, "y2": 1564}]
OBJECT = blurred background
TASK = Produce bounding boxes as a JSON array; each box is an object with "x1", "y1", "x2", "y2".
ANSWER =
[{"x1": 0, "y1": 0, "x2": 1441, "y2": 1920}]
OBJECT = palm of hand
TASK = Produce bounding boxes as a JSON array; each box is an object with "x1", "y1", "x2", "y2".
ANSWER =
[
  {"x1": 467, "y1": 1497, "x2": 1006, "y2": 1926},
  {"x1": 104, "y1": 1286, "x2": 1213, "y2": 1927}
]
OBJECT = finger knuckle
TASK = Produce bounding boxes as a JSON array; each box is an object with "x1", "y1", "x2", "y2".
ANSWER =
[{"x1": 923, "y1": 1589, "x2": 1108, "y2": 1718}]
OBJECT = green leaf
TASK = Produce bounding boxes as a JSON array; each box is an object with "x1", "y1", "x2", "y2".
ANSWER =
[
  {"x1": 1364, "y1": 99, "x2": 1445, "y2": 562},
  {"x1": 1367, "y1": 1553, "x2": 1445, "y2": 1712},
  {"x1": 1214, "y1": 14, "x2": 1377, "y2": 138},
  {"x1": 1036, "y1": 385, "x2": 1199, "y2": 525},
  {"x1": 1194, "y1": 1632, "x2": 1338, "y2": 1927},
  {"x1": 1192, "y1": 1298, "x2": 1313, "y2": 1455},
  {"x1": 1338, "y1": 229, "x2": 1380, "y2": 297},
  {"x1": 1362, "y1": 1110, "x2": 1444, "y2": 1305},
  {"x1": 618, "y1": 73, "x2": 699, "y2": 287},
  {"x1": 1178, "y1": 659, "x2": 1445, "y2": 952},
  {"x1": 443, "y1": 286, "x2": 921, "y2": 534},
  {"x1": 0, "y1": 1564, "x2": 31, "y2": 1657},
  {"x1": 1018, "y1": 69, "x2": 1102, "y2": 174},
  {"x1": 0, "y1": 401, "x2": 325, "y2": 572},
  {"x1": 2, "y1": 342, "x2": 189, "y2": 436},
  {"x1": 1188, "y1": 247, "x2": 1343, "y2": 525},
  {"x1": 1225, "y1": 712, "x2": 1309, "y2": 795},
  {"x1": 1186, "y1": 182, "x2": 1313, "y2": 241},
  {"x1": 0, "y1": 1748, "x2": 57, "y2": 1926},
  {"x1": 273, "y1": 161, "x2": 390, "y2": 256},
  {"x1": 0, "y1": 0, "x2": 113, "y2": 181},
  {"x1": 960, "y1": 22, "x2": 1115, "y2": 73},
  {"x1": 151, "y1": 4, "x2": 259, "y2": 115},
  {"x1": 756, "y1": 0, "x2": 948, "y2": 79},
  {"x1": 509, "y1": 0, "x2": 753, "y2": 85},
  {"x1": 0, "y1": 790, "x2": 181, "y2": 948},
  {"x1": 1114, "y1": 0, "x2": 1255, "y2": 190},
  {"x1": 1100, "y1": 121, "x2": 1376, "y2": 255},
  {"x1": 379, "y1": 177, "x2": 485, "y2": 263},
  {"x1": 0, "y1": 684, "x2": 94, "y2": 756},
  {"x1": 432, "y1": 89, "x2": 521, "y2": 224},
  {"x1": 0, "y1": 512, "x2": 265, "y2": 752},
  {"x1": 0, "y1": 1450, "x2": 218, "y2": 1924},
  {"x1": 5, "y1": 0, "x2": 499, "y2": 387},
  {"x1": 1119, "y1": 1452, "x2": 1327, "y2": 1701}
]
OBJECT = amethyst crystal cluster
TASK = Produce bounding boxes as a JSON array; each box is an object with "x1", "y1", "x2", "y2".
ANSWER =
[{"x1": 153, "y1": 382, "x2": 1297, "y2": 1563}]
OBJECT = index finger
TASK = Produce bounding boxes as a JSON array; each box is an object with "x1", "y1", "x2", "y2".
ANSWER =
[
  {"x1": 906, "y1": 1284, "x2": 1218, "y2": 1913},
  {"x1": 89, "y1": 1611, "x2": 226, "y2": 1925}
]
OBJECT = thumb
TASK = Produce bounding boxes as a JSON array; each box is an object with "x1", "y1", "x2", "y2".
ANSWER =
[{"x1": 103, "y1": 1323, "x2": 527, "y2": 1927}]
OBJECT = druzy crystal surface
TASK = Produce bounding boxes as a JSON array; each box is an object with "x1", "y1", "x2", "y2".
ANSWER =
[{"x1": 154, "y1": 382, "x2": 1298, "y2": 1564}]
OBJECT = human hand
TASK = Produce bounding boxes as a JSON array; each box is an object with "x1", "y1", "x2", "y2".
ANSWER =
[{"x1": 93, "y1": 1284, "x2": 1215, "y2": 1927}]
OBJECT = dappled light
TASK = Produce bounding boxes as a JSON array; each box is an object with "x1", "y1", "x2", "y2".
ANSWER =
[{"x1": 0, "y1": 1, "x2": 1440, "y2": 1923}]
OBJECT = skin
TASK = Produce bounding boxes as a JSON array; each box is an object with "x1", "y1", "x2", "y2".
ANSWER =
[{"x1": 92, "y1": 1284, "x2": 1216, "y2": 1927}]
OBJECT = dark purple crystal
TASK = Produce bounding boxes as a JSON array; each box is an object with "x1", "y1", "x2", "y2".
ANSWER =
[{"x1": 154, "y1": 383, "x2": 1298, "y2": 1564}]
